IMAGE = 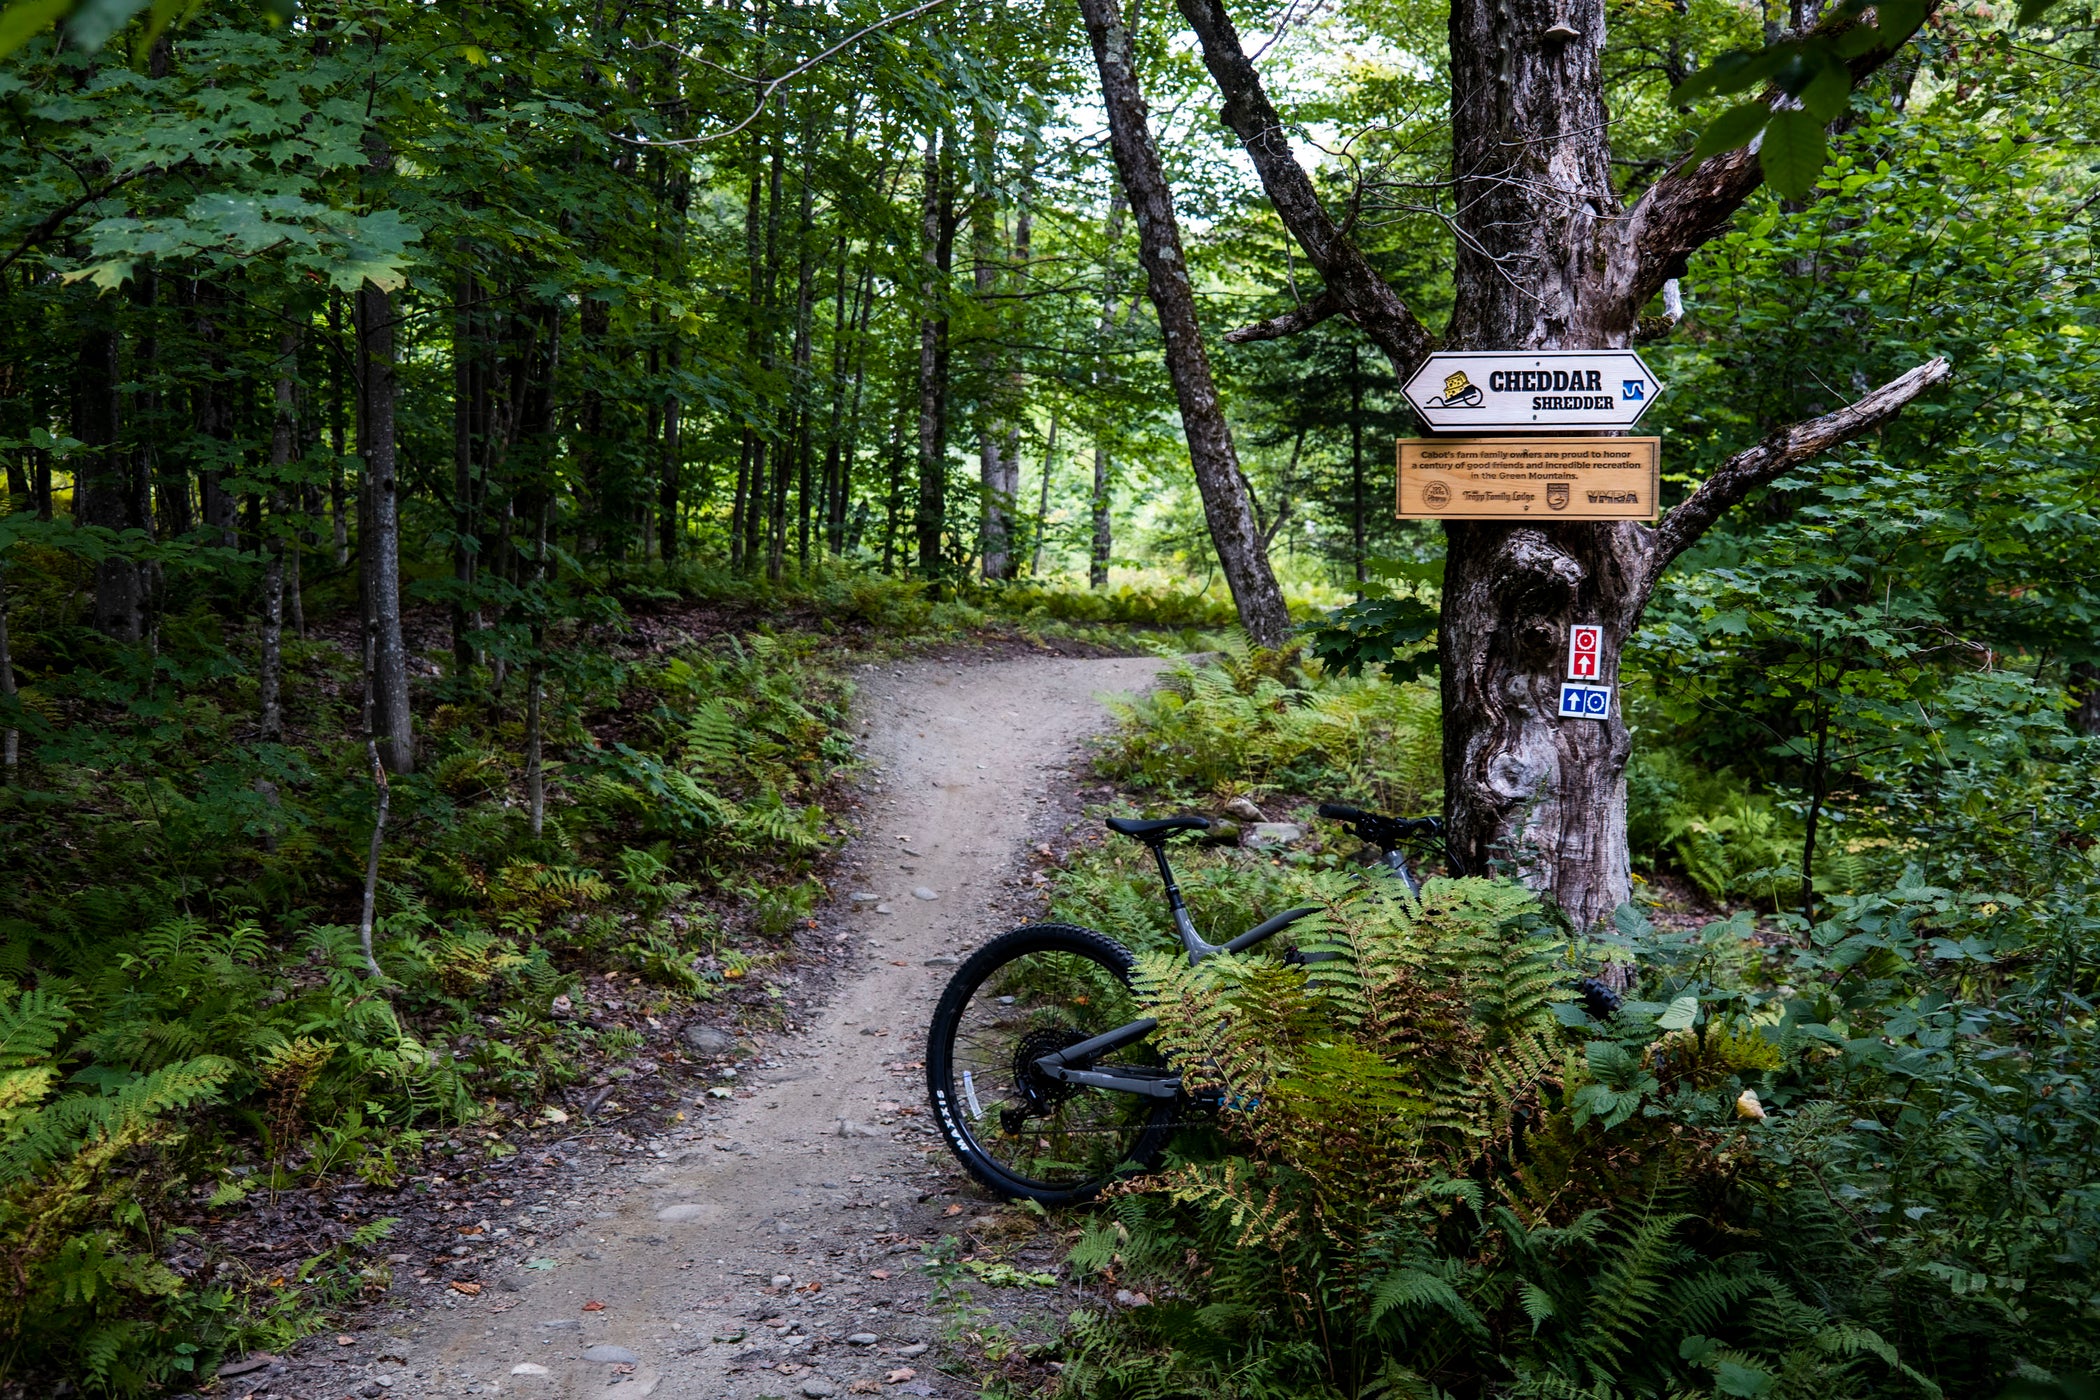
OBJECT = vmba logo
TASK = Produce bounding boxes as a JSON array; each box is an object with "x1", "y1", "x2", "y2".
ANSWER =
[{"x1": 1621, "y1": 379, "x2": 1645, "y2": 401}]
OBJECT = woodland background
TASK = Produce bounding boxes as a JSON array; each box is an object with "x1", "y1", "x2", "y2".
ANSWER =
[{"x1": 0, "y1": 0, "x2": 2095, "y2": 1394}]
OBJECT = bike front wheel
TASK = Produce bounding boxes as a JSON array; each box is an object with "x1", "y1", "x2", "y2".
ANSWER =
[{"x1": 926, "y1": 923, "x2": 1174, "y2": 1205}]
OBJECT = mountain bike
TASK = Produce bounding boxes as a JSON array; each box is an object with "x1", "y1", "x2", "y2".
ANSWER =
[{"x1": 924, "y1": 803, "x2": 1456, "y2": 1205}]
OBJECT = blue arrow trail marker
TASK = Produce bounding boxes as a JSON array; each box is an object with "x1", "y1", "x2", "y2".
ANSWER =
[{"x1": 1558, "y1": 682, "x2": 1612, "y2": 720}]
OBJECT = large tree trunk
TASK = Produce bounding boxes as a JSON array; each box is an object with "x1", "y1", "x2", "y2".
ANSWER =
[
  {"x1": 1077, "y1": 0, "x2": 1291, "y2": 647},
  {"x1": 1173, "y1": 0, "x2": 1948, "y2": 930},
  {"x1": 1432, "y1": 0, "x2": 1639, "y2": 924}
]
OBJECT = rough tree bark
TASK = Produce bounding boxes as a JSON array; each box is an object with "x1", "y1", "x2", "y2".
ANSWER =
[
  {"x1": 1174, "y1": 0, "x2": 1949, "y2": 928},
  {"x1": 358, "y1": 268, "x2": 415, "y2": 775},
  {"x1": 1077, "y1": 0, "x2": 1291, "y2": 647}
]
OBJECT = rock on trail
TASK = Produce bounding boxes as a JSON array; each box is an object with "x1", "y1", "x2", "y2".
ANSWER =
[{"x1": 363, "y1": 654, "x2": 1162, "y2": 1400}]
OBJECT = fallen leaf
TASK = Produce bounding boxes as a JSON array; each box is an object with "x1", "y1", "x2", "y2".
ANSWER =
[
  {"x1": 887, "y1": 1368, "x2": 917, "y2": 1383},
  {"x1": 611, "y1": 1363, "x2": 636, "y2": 1375},
  {"x1": 943, "y1": 1203, "x2": 964, "y2": 1216},
  {"x1": 851, "y1": 1381, "x2": 883, "y2": 1394},
  {"x1": 265, "y1": 1274, "x2": 286, "y2": 1288},
  {"x1": 449, "y1": 1281, "x2": 482, "y2": 1297},
  {"x1": 541, "y1": 1106, "x2": 569, "y2": 1124},
  {"x1": 869, "y1": 1269, "x2": 891, "y2": 1280},
  {"x1": 336, "y1": 1334, "x2": 355, "y2": 1346},
  {"x1": 582, "y1": 1299, "x2": 606, "y2": 1311}
]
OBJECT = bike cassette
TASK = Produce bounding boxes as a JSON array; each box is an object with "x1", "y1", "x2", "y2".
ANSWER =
[{"x1": 1000, "y1": 1026, "x2": 1088, "y2": 1133}]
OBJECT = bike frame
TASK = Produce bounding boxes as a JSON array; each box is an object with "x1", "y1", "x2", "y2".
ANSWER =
[{"x1": 1028, "y1": 834, "x2": 1422, "y2": 1101}]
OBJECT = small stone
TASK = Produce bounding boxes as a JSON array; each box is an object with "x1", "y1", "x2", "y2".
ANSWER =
[
  {"x1": 911, "y1": 887, "x2": 939, "y2": 901},
  {"x1": 874, "y1": 904, "x2": 894, "y2": 915},
  {"x1": 1242, "y1": 822, "x2": 1307, "y2": 851},
  {"x1": 656, "y1": 1204, "x2": 710, "y2": 1222},
  {"x1": 849, "y1": 893, "x2": 880, "y2": 905},
  {"x1": 218, "y1": 1355, "x2": 276, "y2": 1378},
  {"x1": 801, "y1": 1380, "x2": 839, "y2": 1398},
  {"x1": 510, "y1": 1363, "x2": 550, "y2": 1376},
  {"x1": 1113, "y1": 1288, "x2": 1152, "y2": 1307},
  {"x1": 582, "y1": 1344, "x2": 641, "y2": 1364},
  {"x1": 895, "y1": 1343, "x2": 928, "y2": 1357},
  {"x1": 836, "y1": 1119, "x2": 884, "y2": 1138},
  {"x1": 538, "y1": 1319, "x2": 582, "y2": 1330},
  {"x1": 1223, "y1": 796, "x2": 1264, "y2": 822},
  {"x1": 772, "y1": 1274, "x2": 794, "y2": 1287},
  {"x1": 682, "y1": 1025, "x2": 735, "y2": 1054},
  {"x1": 922, "y1": 955, "x2": 958, "y2": 967},
  {"x1": 712, "y1": 1329, "x2": 747, "y2": 1343},
  {"x1": 847, "y1": 1332, "x2": 879, "y2": 1345}
]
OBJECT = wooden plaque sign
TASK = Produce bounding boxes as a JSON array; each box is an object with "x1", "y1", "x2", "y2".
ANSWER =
[{"x1": 1395, "y1": 436, "x2": 1660, "y2": 521}]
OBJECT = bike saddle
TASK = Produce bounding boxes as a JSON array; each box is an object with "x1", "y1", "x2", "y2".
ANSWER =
[{"x1": 1105, "y1": 815, "x2": 1211, "y2": 845}]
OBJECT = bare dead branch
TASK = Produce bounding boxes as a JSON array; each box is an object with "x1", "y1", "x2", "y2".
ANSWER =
[
  {"x1": 639, "y1": 0, "x2": 949, "y2": 147},
  {"x1": 1171, "y1": 0, "x2": 1436, "y2": 377},
  {"x1": 1223, "y1": 289, "x2": 1341, "y2": 344},
  {"x1": 1650, "y1": 355, "x2": 1952, "y2": 572}
]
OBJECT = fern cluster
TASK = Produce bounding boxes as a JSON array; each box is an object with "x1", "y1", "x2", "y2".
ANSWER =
[
  {"x1": 1095, "y1": 635, "x2": 1441, "y2": 810},
  {"x1": 1063, "y1": 870, "x2": 2004, "y2": 1400}
]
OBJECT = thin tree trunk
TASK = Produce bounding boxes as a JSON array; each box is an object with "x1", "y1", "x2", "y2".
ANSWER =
[
  {"x1": 452, "y1": 266, "x2": 484, "y2": 673},
  {"x1": 2070, "y1": 661, "x2": 2100, "y2": 736},
  {"x1": 1032, "y1": 410, "x2": 1058, "y2": 577},
  {"x1": 915, "y1": 131, "x2": 948, "y2": 578},
  {"x1": 0, "y1": 560, "x2": 17, "y2": 771},
  {"x1": 260, "y1": 332, "x2": 297, "y2": 741},
  {"x1": 784, "y1": 114, "x2": 819, "y2": 579},
  {"x1": 1077, "y1": 0, "x2": 1290, "y2": 645},
  {"x1": 1090, "y1": 441, "x2": 1112, "y2": 589},
  {"x1": 329, "y1": 292, "x2": 349, "y2": 565},
  {"x1": 358, "y1": 267, "x2": 414, "y2": 774},
  {"x1": 660, "y1": 341, "x2": 682, "y2": 562},
  {"x1": 358, "y1": 740, "x2": 389, "y2": 978},
  {"x1": 1350, "y1": 349, "x2": 1366, "y2": 599}
]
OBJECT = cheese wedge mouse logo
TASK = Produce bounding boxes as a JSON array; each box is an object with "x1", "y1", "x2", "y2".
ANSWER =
[{"x1": 1426, "y1": 369, "x2": 1484, "y2": 409}]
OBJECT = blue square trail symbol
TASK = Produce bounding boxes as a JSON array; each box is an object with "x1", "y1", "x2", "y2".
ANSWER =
[{"x1": 1558, "y1": 683, "x2": 1612, "y2": 719}]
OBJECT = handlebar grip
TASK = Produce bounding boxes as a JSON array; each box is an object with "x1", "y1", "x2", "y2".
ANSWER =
[{"x1": 1317, "y1": 803, "x2": 1369, "y2": 821}]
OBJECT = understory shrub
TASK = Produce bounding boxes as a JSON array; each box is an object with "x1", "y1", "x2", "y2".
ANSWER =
[{"x1": 1095, "y1": 638, "x2": 1441, "y2": 810}]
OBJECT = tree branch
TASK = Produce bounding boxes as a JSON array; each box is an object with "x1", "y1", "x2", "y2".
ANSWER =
[
  {"x1": 1605, "y1": 2, "x2": 1940, "y2": 325},
  {"x1": 1171, "y1": 0, "x2": 1435, "y2": 376},
  {"x1": 1650, "y1": 355, "x2": 1951, "y2": 570},
  {"x1": 1222, "y1": 288, "x2": 1340, "y2": 344}
]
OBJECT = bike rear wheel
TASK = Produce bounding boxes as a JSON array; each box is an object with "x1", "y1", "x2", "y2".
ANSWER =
[{"x1": 926, "y1": 923, "x2": 1174, "y2": 1205}]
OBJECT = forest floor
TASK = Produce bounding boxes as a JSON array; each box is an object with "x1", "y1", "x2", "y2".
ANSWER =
[{"x1": 231, "y1": 651, "x2": 1166, "y2": 1400}]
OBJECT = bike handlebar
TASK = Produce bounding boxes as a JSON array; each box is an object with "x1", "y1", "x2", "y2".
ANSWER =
[{"x1": 1316, "y1": 802, "x2": 1444, "y2": 847}]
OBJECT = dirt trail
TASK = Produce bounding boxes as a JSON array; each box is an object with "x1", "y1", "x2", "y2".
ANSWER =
[{"x1": 379, "y1": 654, "x2": 1163, "y2": 1400}]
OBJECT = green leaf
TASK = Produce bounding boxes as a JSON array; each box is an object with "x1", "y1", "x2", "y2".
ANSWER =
[
  {"x1": 0, "y1": 0, "x2": 70, "y2": 59},
  {"x1": 1656, "y1": 994, "x2": 1699, "y2": 1031},
  {"x1": 2016, "y1": 0, "x2": 2063, "y2": 20},
  {"x1": 1799, "y1": 61, "x2": 1853, "y2": 123},
  {"x1": 1759, "y1": 108, "x2": 1830, "y2": 199},
  {"x1": 1690, "y1": 102, "x2": 1772, "y2": 162},
  {"x1": 1874, "y1": 0, "x2": 1927, "y2": 43},
  {"x1": 59, "y1": 0, "x2": 147, "y2": 51}
]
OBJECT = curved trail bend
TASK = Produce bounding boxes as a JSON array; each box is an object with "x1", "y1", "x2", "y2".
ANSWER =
[{"x1": 392, "y1": 654, "x2": 1164, "y2": 1400}]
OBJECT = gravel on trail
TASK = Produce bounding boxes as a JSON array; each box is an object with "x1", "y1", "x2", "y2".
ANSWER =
[{"x1": 245, "y1": 654, "x2": 1163, "y2": 1400}]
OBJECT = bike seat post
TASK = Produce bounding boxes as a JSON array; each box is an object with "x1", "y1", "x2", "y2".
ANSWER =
[{"x1": 1149, "y1": 840, "x2": 1221, "y2": 964}]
